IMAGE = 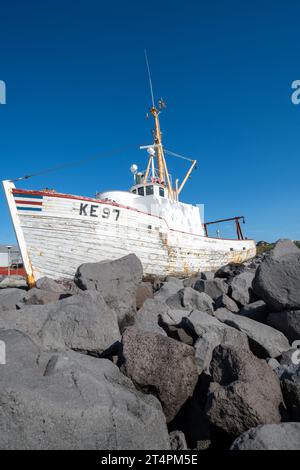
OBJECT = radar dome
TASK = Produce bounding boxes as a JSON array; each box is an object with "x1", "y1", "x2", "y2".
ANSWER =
[{"x1": 130, "y1": 164, "x2": 138, "y2": 174}]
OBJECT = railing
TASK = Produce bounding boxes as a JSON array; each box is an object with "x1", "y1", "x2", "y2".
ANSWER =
[{"x1": 203, "y1": 216, "x2": 245, "y2": 240}]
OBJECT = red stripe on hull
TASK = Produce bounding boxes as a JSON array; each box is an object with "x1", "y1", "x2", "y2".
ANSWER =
[{"x1": 15, "y1": 200, "x2": 43, "y2": 206}]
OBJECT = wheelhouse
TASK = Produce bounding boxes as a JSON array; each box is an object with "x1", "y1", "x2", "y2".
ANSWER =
[{"x1": 130, "y1": 183, "x2": 168, "y2": 198}]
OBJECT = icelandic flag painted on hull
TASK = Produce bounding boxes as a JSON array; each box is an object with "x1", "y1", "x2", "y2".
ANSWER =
[{"x1": 13, "y1": 193, "x2": 43, "y2": 212}]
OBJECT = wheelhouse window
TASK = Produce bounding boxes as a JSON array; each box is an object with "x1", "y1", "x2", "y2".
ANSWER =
[
  {"x1": 138, "y1": 187, "x2": 145, "y2": 196},
  {"x1": 159, "y1": 187, "x2": 165, "y2": 197},
  {"x1": 146, "y1": 185, "x2": 154, "y2": 196}
]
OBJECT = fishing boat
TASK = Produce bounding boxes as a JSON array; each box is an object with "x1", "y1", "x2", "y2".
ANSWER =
[{"x1": 2, "y1": 68, "x2": 256, "y2": 286}]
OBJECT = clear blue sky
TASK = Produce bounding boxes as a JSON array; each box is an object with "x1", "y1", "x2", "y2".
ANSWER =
[{"x1": 0, "y1": 0, "x2": 299, "y2": 243}]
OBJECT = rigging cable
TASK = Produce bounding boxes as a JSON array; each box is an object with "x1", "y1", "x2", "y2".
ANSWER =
[
  {"x1": 164, "y1": 148, "x2": 195, "y2": 163},
  {"x1": 10, "y1": 144, "x2": 136, "y2": 182},
  {"x1": 144, "y1": 49, "x2": 155, "y2": 108}
]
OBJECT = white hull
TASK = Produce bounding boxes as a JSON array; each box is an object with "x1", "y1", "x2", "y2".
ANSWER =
[{"x1": 3, "y1": 182, "x2": 256, "y2": 283}]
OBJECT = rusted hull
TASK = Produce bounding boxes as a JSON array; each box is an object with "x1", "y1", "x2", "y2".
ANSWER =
[{"x1": 3, "y1": 184, "x2": 256, "y2": 282}]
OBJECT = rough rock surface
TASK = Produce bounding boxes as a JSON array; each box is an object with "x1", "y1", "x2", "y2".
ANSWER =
[
  {"x1": 169, "y1": 431, "x2": 188, "y2": 450},
  {"x1": 215, "y1": 308, "x2": 290, "y2": 358},
  {"x1": 183, "y1": 276, "x2": 202, "y2": 288},
  {"x1": 183, "y1": 272, "x2": 214, "y2": 288},
  {"x1": 199, "y1": 272, "x2": 215, "y2": 281},
  {"x1": 0, "y1": 288, "x2": 27, "y2": 311},
  {"x1": 24, "y1": 287, "x2": 62, "y2": 305},
  {"x1": 194, "y1": 279, "x2": 228, "y2": 301},
  {"x1": 239, "y1": 300, "x2": 269, "y2": 323},
  {"x1": 154, "y1": 280, "x2": 182, "y2": 302},
  {"x1": 270, "y1": 239, "x2": 300, "y2": 258},
  {"x1": 191, "y1": 311, "x2": 249, "y2": 374},
  {"x1": 228, "y1": 271, "x2": 256, "y2": 306},
  {"x1": 230, "y1": 423, "x2": 300, "y2": 450},
  {"x1": 205, "y1": 345, "x2": 284, "y2": 437},
  {"x1": 214, "y1": 294, "x2": 239, "y2": 313},
  {"x1": 0, "y1": 329, "x2": 170, "y2": 450},
  {"x1": 280, "y1": 366, "x2": 300, "y2": 422},
  {"x1": 133, "y1": 299, "x2": 167, "y2": 336},
  {"x1": 164, "y1": 277, "x2": 184, "y2": 288},
  {"x1": 121, "y1": 327, "x2": 198, "y2": 422},
  {"x1": 160, "y1": 308, "x2": 248, "y2": 374},
  {"x1": 0, "y1": 291, "x2": 120, "y2": 354},
  {"x1": 36, "y1": 276, "x2": 69, "y2": 293},
  {"x1": 136, "y1": 282, "x2": 153, "y2": 310},
  {"x1": 252, "y1": 240, "x2": 300, "y2": 311},
  {"x1": 1, "y1": 246, "x2": 299, "y2": 450},
  {"x1": 74, "y1": 254, "x2": 143, "y2": 327},
  {"x1": 267, "y1": 310, "x2": 300, "y2": 343},
  {"x1": 165, "y1": 287, "x2": 214, "y2": 315},
  {"x1": 215, "y1": 263, "x2": 247, "y2": 280},
  {"x1": 0, "y1": 275, "x2": 27, "y2": 289}
]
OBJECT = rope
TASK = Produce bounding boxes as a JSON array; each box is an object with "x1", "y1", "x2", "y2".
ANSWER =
[
  {"x1": 164, "y1": 148, "x2": 195, "y2": 162},
  {"x1": 10, "y1": 144, "x2": 136, "y2": 182}
]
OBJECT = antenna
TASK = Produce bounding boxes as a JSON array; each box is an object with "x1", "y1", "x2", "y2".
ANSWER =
[{"x1": 144, "y1": 49, "x2": 155, "y2": 108}]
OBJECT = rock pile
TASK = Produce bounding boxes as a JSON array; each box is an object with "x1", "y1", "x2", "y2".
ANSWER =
[{"x1": 0, "y1": 239, "x2": 299, "y2": 450}]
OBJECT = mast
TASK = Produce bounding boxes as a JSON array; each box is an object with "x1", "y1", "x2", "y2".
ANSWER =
[
  {"x1": 142, "y1": 51, "x2": 196, "y2": 200},
  {"x1": 151, "y1": 106, "x2": 165, "y2": 182},
  {"x1": 144, "y1": 50, "x2": 173, "y2": 197}
]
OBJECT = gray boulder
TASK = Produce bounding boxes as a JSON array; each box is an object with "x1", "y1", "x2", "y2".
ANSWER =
[
  {"x1": 215, "y1": 263, "x2": 247, "y2": 280},
  {"x1": 280, "y1": 347, "x2": 300, "y2": 367},
  {"x1": 280, "y1": 366, "x2": 300, "y2": 422},
  {"x1": 214, "y1": 294, "x2": 239, "y2": 313},
  {"x1": 136, "y1": 282, "x2": 153, "y2": 310},
  {"x1": 169, "y1": 431, "x2": 188, "y2": 450},
  {"x1": 191, "y1": 311, "x2": 249, "y2": 374},
  {"x1": 121, "y1": 327, "x2": 198, "y2": 422},
  {"x1": 252, "y1": 240, "x2": 300, "y2": 311},
  {"x1": 74, "y1": 254, "x2": 143, "y2": 328},
  {"x1": 0, "y1": 288, "x2": 27, "y2": 311},
  {"x1": 270, "y1": 239, "x2": 300, "y2": 258},
  {"x1": 24, "y1": 287, "x2": 62, "y2": 305},
  {"x1": 200, "y1": 271, "x2": 215, "y2": 280},
  {"x1": 165, "y1": 276, "x2": 184, "y2": 288},
  {"x1": 0, "y1": 329, "x2": 170, "y2": 450},
  {"x1": 133, "y1": 299, "x2": 167, "y2": 336},
  {"x1": 183, "y1": 276, "x2": 202, "y2": 288},
  {"x1": 194, "y1": 278, "x2": 228, "y2": 301},
  {"x1": 158, "y1": 306, "x2": 199, "y2": 344},
  {"x1": 154, "y1": 280, "x2": 182, "y2": 302},
  {"x1": 206, "y1": 345, "x2": 284, "y2": 437},
  {"x1": 0, "y1": 291, "x2": 120, "y2": 354},
  {"x1": 160, "y1": 309, "x2": 249, "y2": 374},
  {"x1": 183, "y1": 272, "x2": 214, "y2": 288},
  {"x1": 267, "y1": 310, "x2": 300, "y2": 343},
  {"x1": 165, "y1": 287, "x2": 214, "y2": 315},
  {"x1": 215, "y1": 308, "x2": 290, "y2": 358},
  {"x1": 0, "y1": 275, "x2": 27, "y2": 289},
  {"x1": 230, "y1": 423, "x2": 300, "y2": 450},
  {"x1": 55, "y1": 278, "x2": 82, "y2": 295},
  {"x1": 36, "y1": 276, "x2": 68, "y2": 293},
  {"x1": 267, "y1": 358, "x2": 281, "y2": 372},
  {"x1": 228, "y1": 271, "x2": 256, "y2": 306},
  {"x1": 239, "y1": 300, "x2": 269, "y2": 323},
  {"x1": 282, "y1": 379, "x2": 300, "y2": 422}
]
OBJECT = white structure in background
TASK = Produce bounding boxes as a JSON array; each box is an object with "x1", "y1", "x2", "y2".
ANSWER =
[{"x1": 0, "y1": 245, "x2": 22, "y2": 268}]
